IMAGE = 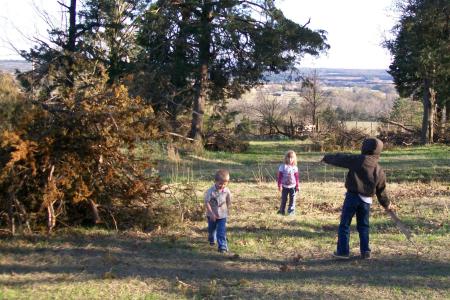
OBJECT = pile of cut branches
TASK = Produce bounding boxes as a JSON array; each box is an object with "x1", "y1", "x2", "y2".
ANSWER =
[
  {"x1": 312, "y1": 126, "x2": 367, "y2": 151},
  {"x1": 0, "y1": 68, "x2": 165, "y2": 234},
  {"x1": 377, "y1": 130, "x2": 421, "y2": 147}
]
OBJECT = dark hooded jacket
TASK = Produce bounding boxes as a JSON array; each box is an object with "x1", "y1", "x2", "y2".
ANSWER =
[{"x1": 322, "y1": 138, "x2": 390, "y2": 208}]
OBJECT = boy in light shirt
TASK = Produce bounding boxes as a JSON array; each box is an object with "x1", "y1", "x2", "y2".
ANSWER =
[{"x1": 205, "y1": 169, "x2": 232, "y2": 253}]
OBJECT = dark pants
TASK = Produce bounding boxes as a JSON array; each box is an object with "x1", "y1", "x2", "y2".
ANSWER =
[
  {"x1": 337, "y1": 192, "x2": 371, "y2": 256},
  {"x1": 207, "y1": 217, "x2": 227, "y2": 251},
  {"x1": 279, "y1": 187, "x2": 296, "y2": 214}
]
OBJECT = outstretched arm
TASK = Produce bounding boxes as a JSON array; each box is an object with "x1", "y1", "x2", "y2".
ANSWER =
[{"x1": 322, "y1": 153, "x2": 359, "y2": 169}]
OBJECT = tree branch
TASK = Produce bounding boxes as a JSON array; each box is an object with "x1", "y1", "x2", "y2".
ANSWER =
[{"x1": 380, "y1": 119, "x2": 416, "y2": 133}]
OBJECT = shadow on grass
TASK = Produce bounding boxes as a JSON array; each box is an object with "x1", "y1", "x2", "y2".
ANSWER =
[
  {"x1": 0, "y1": 231, "x2": 449, "y2": 298},
  {"x1": 192, "y1": 217, "x2": 448, "y2": 242},
  {"x1": 370, "y1": 217, "x2": 449, "y2": 236},
  {"x1": 226, "y1": 222, "x2": 337, "y2": 239}
]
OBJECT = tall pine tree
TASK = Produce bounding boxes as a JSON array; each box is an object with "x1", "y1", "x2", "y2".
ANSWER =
[
  {"x1": 136, "y1": 0, "x2": 329, "y2": 142},
  {"x1": 385, "y1": 0, "x2": 449, "y2": 143}
]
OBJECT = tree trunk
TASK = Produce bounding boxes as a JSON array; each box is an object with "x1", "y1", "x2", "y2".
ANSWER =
[
  {"x1": 65, "y1": 0, "x2": 77, "y2": 88},
  {"x1": 7, "y1": 193, "x2": 15, "y2": 236},
  {"x1": 428, "y1": 88, "x2": 436, "y2": 143},
  {"x1": 13, "y1": 196, "x2": 31, "y2": 233},
  {"x1": 190, "y1": 64, "x2": 207, "y2": 142},
  {"x1": 446, "y1": 101, "x2": 450, "y2": 123},
  {"x1": 68, "y1": 0, "x2": 77, "y2": 53},
  {"x1": 438, "y1": 104, "x2": 447, "y2": 136},
  {"x1": 47, "y1": 205, "x2": 56, "y2": 234},
  {"x1": 189, "y1": 1, "x2": 212, "y2": 143},
  {"x1": 47, "y1": 165, "x2": 56, "y2": 234},
  {"x1": 289, "y1": 116, "x2": 294, "y2": 137},
  {"x1": 421, "y1": 78, "x2": 431, "y2": 144},
  {"x1": 89, "y1": 199, "x2": 101, "y2": 224},
  {"x1": 312, "y1": 107, "x2": 316, "y2": 132}
]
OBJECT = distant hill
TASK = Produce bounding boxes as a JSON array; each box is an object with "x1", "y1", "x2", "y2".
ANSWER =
[
  {"x1": 264, "y1": 67, "x2": 394, "y2": 90},
  {"x1": 0, "y1": 60, "x2": 394, "y2": 90},
  {"x1": 0, "y1": 60, "x2": 32, "y2": 73}
]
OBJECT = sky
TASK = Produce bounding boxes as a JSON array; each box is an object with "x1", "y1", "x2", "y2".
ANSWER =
[
  {"x1": 277, "y1": 0, "x2": 398, "y2": 69},
  {"x1": 0, "y1": 0, "x2": 399, "y2": 70}
]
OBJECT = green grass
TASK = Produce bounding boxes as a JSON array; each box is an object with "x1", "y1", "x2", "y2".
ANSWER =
[
  {"x1": 1, "y1": 141, "x2": 449, "y2": 299},
  {"x1": 156, "y1": 141, "x2": 450, "y2": 183}
]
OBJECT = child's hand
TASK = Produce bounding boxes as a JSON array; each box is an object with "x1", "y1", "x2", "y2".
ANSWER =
[
  {"x1": 295, "y1": 186, "x2": 299, "y2": 192},
  {"x1": 209, "y1": 215, "x2": 216, "y2": 222},
  {"x1": 278, "y1": 185, "x2": 282, "y2": 192}
]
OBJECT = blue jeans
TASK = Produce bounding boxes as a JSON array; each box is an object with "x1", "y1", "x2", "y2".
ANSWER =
[
  {"x1": 337, "y1": 192, "x2": 371, "y2": 256},
  {"x1": 207, "y1": 217, "x2": 227, "y2": 251},
  {"x1": 279, "y1": 187, "x2": 296, "y2": 214}
]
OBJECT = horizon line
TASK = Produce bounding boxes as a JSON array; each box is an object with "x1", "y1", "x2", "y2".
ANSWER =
[{"x1": 0, "y1": 59, "x2": 390, "y2": 72}]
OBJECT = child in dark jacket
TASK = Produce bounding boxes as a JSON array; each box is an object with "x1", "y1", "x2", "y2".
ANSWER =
[{"x1": 322, "y1": 137, "x2": 391, "y2": 259}]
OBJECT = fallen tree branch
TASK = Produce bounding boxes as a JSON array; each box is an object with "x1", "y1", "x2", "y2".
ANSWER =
[
  {"x1": 168, "y1": 132, "x2": 195, "y2": 141},
  {"x1": 381, "y1": 119, "x2": 416, "y2": 133}
]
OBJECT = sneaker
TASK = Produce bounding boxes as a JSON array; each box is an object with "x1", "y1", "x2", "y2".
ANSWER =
[
  {"x1": 277, "y1": 211, "x2": 285, "y2": 215},
  {"x1": 361, "y1": 251, "x2": 371, "y2": 259},
  {"x1": 218, "y1": 249, "x2": 228, "y2": 253},
  {"x1": 332, "y1": 252, "x2": 350, "y2": 260},
  {"x1": 288, "y1": 211, "x2": 295, "y2": 216},
  {"x1": 209, "y1": 242, "x2": 215, "y2": 246}
]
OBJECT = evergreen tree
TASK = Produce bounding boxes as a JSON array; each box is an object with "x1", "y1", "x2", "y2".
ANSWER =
[
  {"x1": 79, "y1": 0, "x2": 149, "y2": 83},
  {"x1": 385, "y1": 0, "x2": 449, "y2": 143},
  {"x1": 136, "y1": 0, "x2": 329, "y2": 142}
]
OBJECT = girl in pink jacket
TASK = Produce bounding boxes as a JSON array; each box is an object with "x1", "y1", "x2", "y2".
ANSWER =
[{"x1": 277, "y1": 150, "x2": 299, "y2": 216}]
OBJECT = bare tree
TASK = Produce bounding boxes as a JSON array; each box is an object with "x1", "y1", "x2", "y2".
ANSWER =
[
  {"x1": 299, "y1": 69, "x2": 328, "y2": 131},
  {"x1": 250, "y1": 90, "x2": 288, "y2": 136}
]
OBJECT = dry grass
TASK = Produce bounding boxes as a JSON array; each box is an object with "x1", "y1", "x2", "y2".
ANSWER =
[
  {"x1": 1, "y1": 181, "x2": 449, "y2": 299},
  {"x1": 345, "y1": 121, "x2": 381, "y2": 135}
]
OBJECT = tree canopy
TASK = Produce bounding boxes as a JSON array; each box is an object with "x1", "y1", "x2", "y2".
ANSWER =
[
  {"x1": 385, "y1": 0, "x2": 449, "y2": 143},
  {"x1": 136, "y1": 0, "x2": 329, "y2": 140}
]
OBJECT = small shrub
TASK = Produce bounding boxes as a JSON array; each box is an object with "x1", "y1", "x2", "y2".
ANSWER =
[
  {"x1": 313, "y1": 126, "x2": 366, "y2": 151},
  {"x1": 204, "y1": 131, "x2": 249, "y2": 153},
  {"x1": 377, "y1": 130, "x2": 421, "y2": 147},
  {"x1": 203, "y1": 106, "x2": 249, "y2": 153},
  {"x1": 118, "y1": 204, "x2": 176, "y2": 231},
  {"x1": 165, "y1": 183, "x2": 204, "y2": 223}
]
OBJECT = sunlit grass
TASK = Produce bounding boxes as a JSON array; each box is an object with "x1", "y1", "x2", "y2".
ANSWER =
[
  {"x1": 1, "y1": 141, "x2": 449, "y2": 299},
  {"x1": 157, "y1": 141, "x2": 449, "y2": 183}
]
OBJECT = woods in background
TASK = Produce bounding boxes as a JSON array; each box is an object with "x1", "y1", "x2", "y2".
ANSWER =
[
  {"x1": 385, "y1": 0, "x2": 449, "y2": 144},
  {"x1": 0, "y1": 0, "x2": 328, "y2": 233},
  {"x1": 0, "y1": 0, "x2": 448, "y2": 234}
]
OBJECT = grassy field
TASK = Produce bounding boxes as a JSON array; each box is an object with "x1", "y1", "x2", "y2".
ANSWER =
[
  {"x1": 1, "y1": 141, "x2": 449, "y2": 299},
  {"x1": 157, "y1": 141, "x2": 450, "y2": 183}
]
